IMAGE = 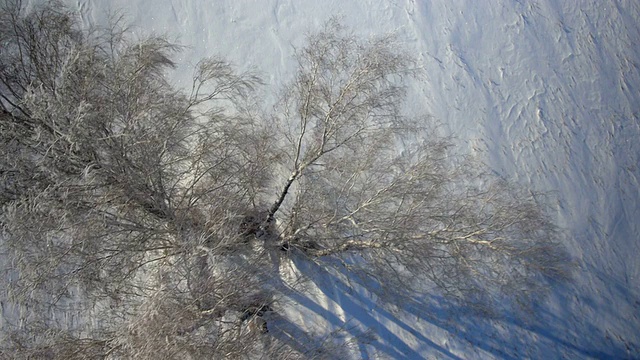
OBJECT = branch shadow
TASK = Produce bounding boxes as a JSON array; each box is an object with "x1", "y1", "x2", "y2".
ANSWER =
[
  {"x1": 267, "y1": 252, "x2": 638, "y2": 359},
  {"x1": 275, "y1": 252, "x2": 462, "y2": 359},
  {"x1": 399, "y1": 263, "x2": 639, "y2": 359}
]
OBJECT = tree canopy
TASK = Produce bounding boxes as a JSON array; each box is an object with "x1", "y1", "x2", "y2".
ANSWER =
[{"x1": 0, "y1": 2, "x2": 570, "y2": 358}]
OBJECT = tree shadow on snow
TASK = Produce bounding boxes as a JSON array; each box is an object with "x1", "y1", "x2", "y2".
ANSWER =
[
  {"x1": 268, "y1": 252, "x2": 637, "y2": 359},
  {"x1": 270, "y1": 252, "x2": 462, "y2": 359},
  {"x1": 401, "y1": 269, "x2": 640, "y2": 359}
]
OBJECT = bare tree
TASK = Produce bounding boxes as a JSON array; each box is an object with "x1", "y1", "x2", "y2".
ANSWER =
[
  {"x1": 0, "y1": 2, "x2": 570, "y2": 359},
  {"x1": 0, "y1": 1, "x2": 285, "y2": 358},
  {"x1": 265, "y1": 20, "x2": 570, "y2": 310}
]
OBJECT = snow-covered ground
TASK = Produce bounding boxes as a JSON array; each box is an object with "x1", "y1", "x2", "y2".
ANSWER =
[{"x1": 18, "y1": 0, "x2": 640, "y2": 358}]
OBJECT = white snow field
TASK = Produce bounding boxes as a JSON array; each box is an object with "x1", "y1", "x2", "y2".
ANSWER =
[{"x1": 17, "y1": 0, "x2": 640, "y2": 358}]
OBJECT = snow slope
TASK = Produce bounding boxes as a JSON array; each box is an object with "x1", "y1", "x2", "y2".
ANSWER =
[{"x1": 21, "y1": 0, "x2": 640, "y2": 358}]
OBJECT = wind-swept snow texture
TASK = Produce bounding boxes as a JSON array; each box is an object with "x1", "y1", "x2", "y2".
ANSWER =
[{"x1": 23, "y1": 0, "x2": 640, "y2": 358}]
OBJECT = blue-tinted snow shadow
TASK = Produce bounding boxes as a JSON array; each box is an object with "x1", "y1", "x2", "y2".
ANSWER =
[
  {"x1": 281, "y1": 252, "x2": 462, "y2": 359},
  {"x1": 508, "y1": 263, "x2": 638, "y2": 359},
  {"x1": 272, "y1": 252, "x2": 638, "y2": 359},
  {"x1": 399, "y1": 265, "x2": 640, "y2": 359}
]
